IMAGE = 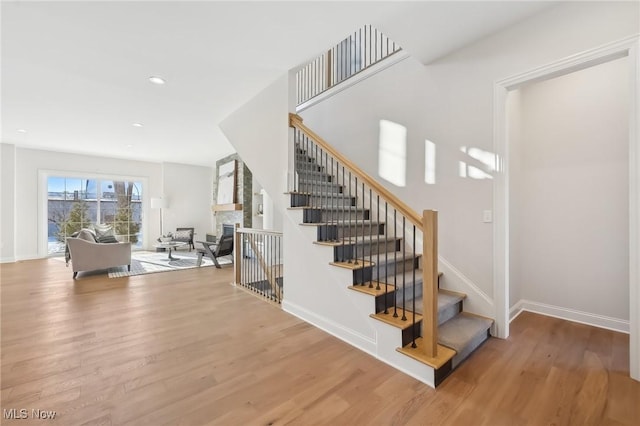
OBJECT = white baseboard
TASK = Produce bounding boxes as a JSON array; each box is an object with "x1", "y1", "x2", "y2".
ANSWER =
[
  {"x1": 282, "y1": 300, "x2": 378, "y2": 355},
  {"x1": 284, "y1": 299, "x2": 436, "y2": 387},
  {"x1": 510, "y1": 299, "x2": 629, "y2": 334},
  {"x1": 1, "y1": 256, "x2": 16, "y2": 263}
]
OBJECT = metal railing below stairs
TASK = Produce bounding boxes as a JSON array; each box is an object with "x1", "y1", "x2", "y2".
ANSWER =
[{"x1": 234, "y1": 228, "x2": 284, "y2": 304}]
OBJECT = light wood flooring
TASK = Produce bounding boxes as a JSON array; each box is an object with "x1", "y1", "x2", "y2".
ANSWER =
[{"x1": 1, "y1": 258, "x2": 638, "y2": 425}]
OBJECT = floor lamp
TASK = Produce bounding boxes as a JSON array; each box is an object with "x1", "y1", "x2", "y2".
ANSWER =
[{"x1": 150, "y1": 197, "x2": 168, "y2": 236}]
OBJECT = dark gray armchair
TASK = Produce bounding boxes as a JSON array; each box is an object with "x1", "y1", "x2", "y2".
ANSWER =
[
  {"x1": 173, "y1": 227, "x2": 195, "y2": 251},
  {"x1": 196, "y1": 234, "x2": 234, "y2": 268}
]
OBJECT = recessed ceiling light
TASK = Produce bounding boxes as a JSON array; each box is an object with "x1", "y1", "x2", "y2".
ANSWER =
[
  {"x1": 132, "y1": 123, "x2": 143, "y2": 127},
  {"x1": 126, "y1": 144, "x2": 134, "y2": 149},
  {"x1": 17, "y1": 129, "x2": 27, "y2": 133},
  {"x1": 148, "y1": 76, "x2": 166, "y2": 85}
]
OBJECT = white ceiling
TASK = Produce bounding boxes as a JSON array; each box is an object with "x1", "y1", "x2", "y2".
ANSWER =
[{"x1": 1, "y1": 1, "x2": 553, "y2": 167}]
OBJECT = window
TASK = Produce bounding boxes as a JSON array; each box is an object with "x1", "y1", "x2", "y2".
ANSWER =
[
  {"x1": 47, "y1": 176, "x2": 143, "y2": 255},
  {"x1": 378, "y1": 119, "x2": 407, "y2": 187}
]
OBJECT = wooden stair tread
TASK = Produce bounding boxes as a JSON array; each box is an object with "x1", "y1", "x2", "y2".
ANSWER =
[
  {"x1": 396, "y1": 339, "x2": 456, "y2": 369},
  {"x1": 370, "y1": 309, "x2": 422, "y2": 330},
  {"x1": 313, "y1": 240, "x2": 344, "y2": 247},
  {"x1": 344, "y1": 235, "x2": 401, "y2": 244},
  {"x1": 313, "y1": 235, "x2": 399, "y2": 247},
  {"x1": 330, "y1": 260, "x2": 374, "y2": 270},
  {"x1": 285, "y1": 191, "x2": 311, "y2": 195},
  {"x1": 348, "y1": 285, "x2": 395, "y2": 296},
  {"x1": 438, "y1": 288, "x2": 467, "y2": 300},
  {"x1": 298, "y1": 220, "x2": 384, "y2": 227},
  {"x1": 297, "y1": 206, "x2": 368, "y2": 211}
]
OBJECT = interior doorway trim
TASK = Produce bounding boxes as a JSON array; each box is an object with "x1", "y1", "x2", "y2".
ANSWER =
[{"x1": 493, "y1": 34, "x2": 640, "y2": 381}]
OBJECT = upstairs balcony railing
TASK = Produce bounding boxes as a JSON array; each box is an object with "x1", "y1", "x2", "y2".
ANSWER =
[{"x1": 296, "y1": 25, "x2": 402, "y2": 107}]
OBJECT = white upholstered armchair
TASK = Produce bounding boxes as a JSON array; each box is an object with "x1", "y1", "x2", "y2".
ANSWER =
[{"x1": 66, "y1": 231, "x2": 131, "y2": 278}]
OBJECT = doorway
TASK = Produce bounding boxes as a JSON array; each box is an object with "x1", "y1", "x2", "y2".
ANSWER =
[
  {"x1": 493, "y1": 35, "x2": 640, "y2": 381},
  {"x1": 508, "y1": 57, "x2": 629, "y2": 329}
]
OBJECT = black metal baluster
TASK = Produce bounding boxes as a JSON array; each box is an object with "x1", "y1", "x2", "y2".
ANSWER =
[
  {"x1": 353, "y1": 177, "x2": 358, "y2": 266},
  {"x1": 376, "y1": 195, "x2": 381, "y2": 291},
  {"x1": 347, "y1": 171, "x2": 352, "y2": 263},
  {"x1": 253, "y1": 233, "x2": 257, "y2": 294},
  {"x1": 369, "y1": 25, "x2": 372, "y2": 67},
  {"x1": 358, "y1": 27, "x2": 362, "y2": 73},
  {"x1": 278, "y1": 234, "x2": 282, "y2": 303},
  {"x1": 365, "y1": 25, "x2": 368, "y2": 68},
  {"x1": 393, "y1": 209, "x2": 398, "y2": 318},
  {"x1": 374, "y1": 27, "x2": 378, "y2": 63},
  {"x1": 329, "y1": 156, "x2": 339, "y2": 242},
  {"x1": 325, "y1": 151, "x2": 330, "y2": 234},
  {"x1": 240, "y1": 232, "x2": 244, "y2": 288},
  {"x1": 369, "y1": 188, "x2": 373, "y2": 288},
  {"x1": 412, "y1": 226, "x2": 417, "y2": 348},
  {"x1": 249, "y1": 233, "x2": 253, "y2": 291},
  {"x1": 260, "y1": 234, "x2": 264, "y2": 296},
  {"x1": 307, "y1": 135, "x2": 312, "y2": 198},
  {"x1": 401, "y1": 217, "x2": 407, "y2": 321},
  {"x1": 332, "y1": 46, "x2": 335, "y2": 86},
  {"x1": 384, "y1": 202, "x2": 389, "y2": 314},
  {"x1": 256, "y1": 233, "x2": 260, "y2": 295},
  {"x1": 386, "y1": 35, "x2": 389, "y2": 59},
  {"x1": 340, "y1": 165, "x2": 346, "y2": 259},
  {"x1": 361, "y1": 181, "x2": 365, "y2": 283},
  {"x1": 308, "y1": 136, "x2": 313, "y2": 209},
  {"x1": 272, "y1": 234, "x2": 276, "y2": 302},
  {"x1": 293, "y1": 128, "x2": 298, "y2": 193},
  {"x1": 314, "y1": 143, "x2": 320, "y2": 235},
  {"x1": 264, "y1": 234, "x2": 269, "y2": 300}
]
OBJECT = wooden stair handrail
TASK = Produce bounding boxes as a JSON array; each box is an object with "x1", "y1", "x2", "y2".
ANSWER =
[{"x1": 289, "y1": 113, "x2": 423, "y2": 230}]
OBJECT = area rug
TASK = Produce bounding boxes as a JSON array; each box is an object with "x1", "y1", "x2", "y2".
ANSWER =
[{"x1": 107, "y1": 251, "x2": 232, "y2": 278}]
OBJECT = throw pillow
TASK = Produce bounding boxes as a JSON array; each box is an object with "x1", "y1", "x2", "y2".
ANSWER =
[
  {"x1": 97, "y1": 235, "x2": 119, "y2": 244},
  {"x1": 92, "y1": 223, "x2": 115, "y2": 240},
  {"x1": 76, "y1": 229, "x2": 98, "y2": 242},
  {"x1": 173, "y1": 230, "x2": 192, "y2": 240}
]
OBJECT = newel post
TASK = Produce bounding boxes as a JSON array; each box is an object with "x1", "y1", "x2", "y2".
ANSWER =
[
  {"x1": 422, "y1": 210, "x2": 438, "y2": 358},
  {"x1": 234, "y1": 223, "x2": 241, "y2": 285}
]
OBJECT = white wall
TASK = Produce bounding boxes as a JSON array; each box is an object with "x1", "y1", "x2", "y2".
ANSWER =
[
  {"x1": 509, "y1": 57, "x2": 629, "y2": 323},
  {"x1": 1, "y1": 144, "x2": 17, "y2": 262},
  {"x1": 219, "y1": 75, "x2": 289, "y2": 220},
  {"x1": 300, "y1": 1, "x2": 639, "y2": 306},
  {"x1": 0, "y1": 145, "x2": 216, "y2": 261},
  {"x1": 162, "y1": 162, "x2": 214, "y2": 242}
]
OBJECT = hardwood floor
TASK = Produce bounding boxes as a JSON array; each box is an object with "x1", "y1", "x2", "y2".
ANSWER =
[{"x1": 1, "y1": 258, "x2": 638, "y2": 425}]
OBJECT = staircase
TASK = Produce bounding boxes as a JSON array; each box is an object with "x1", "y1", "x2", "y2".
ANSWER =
[{"x1": 289, "y1": 114, "x2": 493, "y2": 387}]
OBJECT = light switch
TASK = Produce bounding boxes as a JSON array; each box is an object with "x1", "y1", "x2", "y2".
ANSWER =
[{"x1": 483, "y1": 210, "x2": 493, "y2": 223}]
